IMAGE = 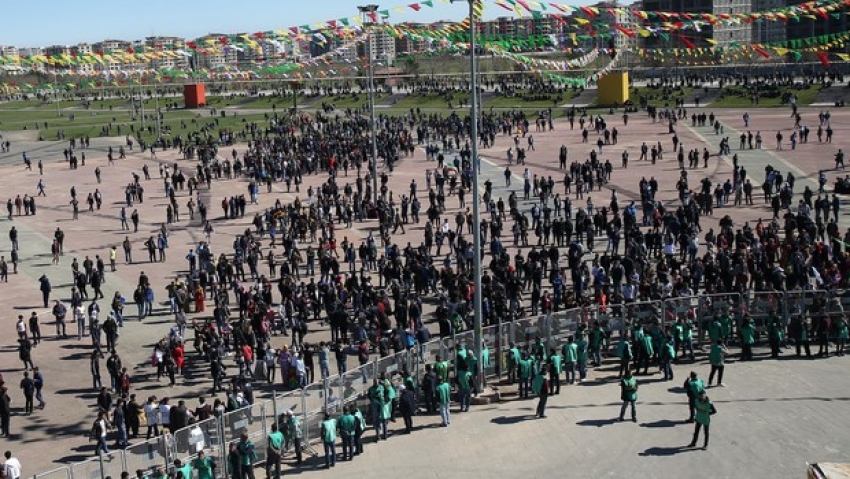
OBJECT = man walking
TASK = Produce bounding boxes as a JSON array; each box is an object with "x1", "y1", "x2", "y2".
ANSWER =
[{"x1": 19, "y1": 373, "x2": 34, "y2": 415}]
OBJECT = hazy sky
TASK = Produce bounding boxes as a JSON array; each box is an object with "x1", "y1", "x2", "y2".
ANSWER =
[{"x1": 0, "y1": 0, "x2": 565, "y2": 47}]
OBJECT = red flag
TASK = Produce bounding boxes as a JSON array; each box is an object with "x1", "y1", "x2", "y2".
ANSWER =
[
  {"x1": 614, "y1": 24, "x2": 636, "y2": 38},
  {"x1": 580, "y1": 6, "x2": 596, "y2": 17},
  {"x1": 754, "y1": 46, "x2": 770, "y2": 58},
  {"x1": 679, "y1": 34, "x2": 695, "y2": 49},
  {"x1": 409, "y1": 3, "x2": 421, "y2": 11},
  {"x1": 817, "y1": 51, "x2": 830, "y2": 66}
]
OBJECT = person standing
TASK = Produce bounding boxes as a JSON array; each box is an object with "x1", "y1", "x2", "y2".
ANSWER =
[
  {"x1": 685, "y1": 371, "x2": 706, "y2": 423},
  {"x1": 518, "y1": 352, "x2": 532, "y2": 399},
  {"x1": 618, "y1": 369, "x2": 638, "y2": 422},
  {"x1": 3, "y1": 451, "x2": 22, "y2": 479},
  {"x1": 90, "y1": 410, "x2": 111, "y2": 456},
  {"x1": 534, "y1": 364, "x2": 550, "y2": 418},
  {"x1": 235, "y1": 432, "x2": 257, "y2": 479},
  {"x1": 38, "y1": 275, "x2": 51, "y2": 308},
  {"x1": 708, "y1": 340, "x2": 728, "y2": 387},
  {"x1": 282, "y1": 410, "x2": 302, "y2": 465},
  {"x1": 398, "y1": 385, "x2": 416, "y2": 433},
  {"x1": 320, "y1": 412, "x2": 337, "y2": 469},
  {"x1": 28, "y1": 313, "x2": 41, "y2": 347},
  {"x1": 0, "y1": 388, "x2": 11, "y2": 437},
  {"x1": 660, "y1": 335, "x2": 675, "y2": 381},
  {"x1": 740, "y1": 316, "x2": 756, "y2": 361},
  {"x1": 192, "y1": 451, "x2": 216, "y2": 479},
  {"x1": 548, "y1": 348, "x2": 562, "y2": 394},
  {"x1": 265, "y1": 423, "x2": 283, "y2": 479},
  {"x1": 32, "y1": 367, "x2": 45, "y2": 410},
  {"x1": 457, "y1": 368, "x2": 472, "y2": 412},
  {"x1": 689, "y1": 391, "x2": 715, "y2": 449},
  {"x1": 436, "y1": 376, "x2": 451, "y2": 427},
  {"x1": 367, "y1": 379, "x2": 388, "y2": 440},
  {"x1": 562, "y1": 337, "x2": 577, "y2": 385},
  {"x1": 338, "y1": 406, "x2": 356, "y2": 460},
  {"x1": 19, "y1": 372, "x2": 34, "y2": 415}
]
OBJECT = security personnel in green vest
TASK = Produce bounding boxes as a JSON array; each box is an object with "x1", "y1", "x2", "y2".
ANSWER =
[
  {"x1": 618, "y1": 369, "x2": 638, "y2": 422},
  {"x1": 637, "y1": 327, "x2": 654, "y2": 375},
  {"x1": 708, "y1": 339, "x2": 728, "y2": 387},
  {"x1": 562, "y1": 336, "x2": 578, "y2": 385},
  {"x1": 718, "y1": 310, "x2": 733, "y2": 344},
  {"x1": 367, "y1": 379, "x2": 388, "y2": 440},
  {"x1": 338, "y1": 406, "x2": 356, "y2": 461},
  {"x1": 531, "y1": 336, "x2": 546, "y2": 360},
  {"x1": 547, "y1": 348, "x2": 562, "y2": 394},
  {"x1": 353, "y1": 406, "x2": 366, "y2": 455},
  {"x1": 708, "y1": 315, "x2": 723, "y2": 343},
  {"x1": 172, "y1": 459, "x2": 192, "y2": 479},
  {"x1": 458, "y1": 368, "x2": 473, "y2": 412},
  {"x1": 617, "y1": 336, "x2": 632, "y2": 378},
  {"x1": 767, "y1": 312, "x2": 783, "y2": 358},
  {"x1": 576, "y1": 332, "x2": 589, "y2": 382},
  {"x1": 685, "y1": 371, "x2": 705, "y2": 423},
  {"x1": 320, "y1": 412, "x2": 337, "y2": 469},
  {"x1": 265, "y1": 423, "x2": 284, "y2": 479},
  {"x1": 739, "y1": 316, "x2": 756, "y2": 361},
  {"x1": 660, "y1": 334, "x2": 675, "y2": 381},
  {"x1": 507, "y1": 343, "x2": 521, "y2": 383},
  {"x1": 436, "y1": 376, "x2": 452, "y2": 427},
  {"x1": 589, "y1": 322, "x2": 605, "y2": 366},
  {"x1": 465, "y1": 345, "x2": 478, "y2": 392},
  {"x1": 837, "y1": 316, "x2": 848, "y2": 356},
  {"x1": 792, "y1": 315, "x2": 811, "y2": 358},
  {"x1": 434, "y1": 355, "x2": 449, "y2": 382},
  {"x1": 679, "y1": 316, "x2": 695, "y2": 360},
  {"x1": 689, "y1": 391, "x2": 714, "y2": 449},
  {"x1": 518, "y1": 351, "x2": 533, "y2": 399}
]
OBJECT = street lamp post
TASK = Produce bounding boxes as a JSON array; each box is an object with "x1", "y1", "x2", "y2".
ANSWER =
[
  {"x1": 453, "y1": 0, "x2": 484, "y2": 388},
  {"x1": 359, "y1": 4, "x2": 381, "y2": 205}
]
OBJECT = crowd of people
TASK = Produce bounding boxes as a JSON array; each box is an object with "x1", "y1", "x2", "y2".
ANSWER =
[{"x1": 3, "y1": 70, "x2": 850, "y2": 479}]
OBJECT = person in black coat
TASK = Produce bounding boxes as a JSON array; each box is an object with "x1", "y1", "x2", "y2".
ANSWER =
[{"x1": 398, "y1": 386, "x2": 416, "y2": 434}]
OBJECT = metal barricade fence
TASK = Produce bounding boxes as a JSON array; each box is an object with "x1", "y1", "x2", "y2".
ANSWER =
[
  {"x1": 123, "y1": 434, "x2": 170, "y2": 477},
  {"x1": 743, "y1": 291, "x2": 786, "y2": 337},
  {"x1": 698, "y1": 293, "x2": 743, "y2": 346},
  {"x1": 509, "y1": 314, "x2": 545, "y2": 350},
  {"x1": 221, "y1": 402, "x2": 266, "y2": 447},
  {"x1": 170, "y1": 417, "x2": 222, "y2": 468},
  {"x1": 663, "y1": 296, "x2": 699, "y2": 331},
  {"x1": 32, "y1": 466, "x2": 72, "y2": 479},
  {"x1": 481, "y1": 324, "x2": 501, "y2": 378},
  {"x1": 340, "y1": 364, "x2": 371, "y2": 405},
  {"x1": 71, "y1": 453, "x2": 125, "y2": 479},
  {"x1": 301, "y1": 376, "x2": 327, "y2": 416},
  {"x1": 326, "y1": 374, "x2": 344, "y2": 414}
]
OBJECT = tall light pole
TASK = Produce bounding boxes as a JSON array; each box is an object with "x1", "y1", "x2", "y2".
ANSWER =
[
  {"x1": 453, "y1": 0, "x2": 484, "y2": 388},
  {"x1": 359, "y1": 4, "x2": 380, "y2": 204}
]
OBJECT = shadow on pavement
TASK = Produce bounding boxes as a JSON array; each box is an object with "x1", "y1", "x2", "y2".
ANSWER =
[
  {"x1": 640, "y1": 419, "x2": 680, "y2": 428},
  {"x1": 576, "y1": 418, "x2": 619, "y2": 427},
  {"x1": 490, "y1": 415, "x2": 534, "y2": 425},
  {"x1": 639, "y1": 445, "x2": 698, "y2": 456}
]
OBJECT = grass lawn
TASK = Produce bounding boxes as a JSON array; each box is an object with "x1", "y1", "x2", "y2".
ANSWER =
[
  {"x1": 628, "y1": 86, "x2": 694, "y2": 108},
  {"x1": 710, "y1": 84, "x2": 821, "y2": 108}
]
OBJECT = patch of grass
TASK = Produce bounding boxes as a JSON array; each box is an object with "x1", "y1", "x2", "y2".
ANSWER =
[{"x1": 711, "y1": 84, "x2": 821, "y2": 108}]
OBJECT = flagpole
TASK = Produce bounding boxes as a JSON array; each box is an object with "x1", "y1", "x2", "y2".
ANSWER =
[{"x1": 359, "y1": 4, "x2": 380, "y2": 205}]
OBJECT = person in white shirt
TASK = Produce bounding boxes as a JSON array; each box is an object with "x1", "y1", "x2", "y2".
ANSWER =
[
  {"x1": 144, "y1": 396, "x2": 160, "y2": 439},
  {"x1": 159, "y1": 398, "x2": 171, "y2": 433},
  {"x1": 3, "y1": 451, "x2": 22, "y2": 479}
]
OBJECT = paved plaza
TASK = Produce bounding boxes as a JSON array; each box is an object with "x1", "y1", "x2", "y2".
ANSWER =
[{"x1": 1, "y1": 103, "x2": 850, "y2": 478}]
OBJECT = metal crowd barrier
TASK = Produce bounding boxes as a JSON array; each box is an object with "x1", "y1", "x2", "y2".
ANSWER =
[{"x1": 47, "y1": 287, "x2": 850, "y2": 479}]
